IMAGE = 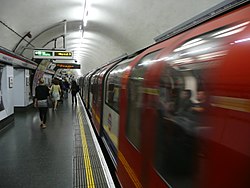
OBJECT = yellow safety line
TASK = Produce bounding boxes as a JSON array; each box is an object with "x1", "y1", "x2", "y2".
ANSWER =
[
  {"x1": 77, "y1": 107, "x2": 96, "y2": 188},
  {"x1": 118, "y1": 151, "x2": 142, "y2": 188}
]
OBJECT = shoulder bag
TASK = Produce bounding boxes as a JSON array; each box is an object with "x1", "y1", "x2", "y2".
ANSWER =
[{"x1": 37, "y1": 99, "x2": 48, "y2": 108}]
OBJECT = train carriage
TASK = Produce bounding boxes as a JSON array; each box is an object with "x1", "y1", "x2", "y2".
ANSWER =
[
  {"x1": 117, "y1": 3, "x2": 250, "y2": 188},
  {"x1": 79, "y1": 2, "x2": 250, "y2": 188}
]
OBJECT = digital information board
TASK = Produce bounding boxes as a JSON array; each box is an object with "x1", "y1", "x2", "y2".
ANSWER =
[
  {"x1": 33, "y1": 50, "x2": 73, "y2": 60},
  {"x1": 55, "y1": 63, "x2": 80, "y2": 69}
]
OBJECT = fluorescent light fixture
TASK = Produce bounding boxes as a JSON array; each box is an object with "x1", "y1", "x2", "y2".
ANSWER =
[
  {"x1": 84, "y1": 11, "x2": 88, "y2": 27},
  {"x1": 83, "y1": 0, "x2": 91, "y2": 27}
]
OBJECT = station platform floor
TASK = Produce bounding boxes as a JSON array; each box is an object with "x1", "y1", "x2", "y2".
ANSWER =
[{"x1": 0, "y1": 95, "x2": 114, "y2": 188}]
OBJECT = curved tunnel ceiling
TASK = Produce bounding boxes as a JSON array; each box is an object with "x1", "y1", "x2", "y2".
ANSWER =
[{"x1": 0, "y1": 0, "x2": 223, "y2": 76}]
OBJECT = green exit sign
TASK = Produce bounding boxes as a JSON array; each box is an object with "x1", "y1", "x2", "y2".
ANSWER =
[{"x1": 34, "y1": 50, "x2": 53, "y2": 57}]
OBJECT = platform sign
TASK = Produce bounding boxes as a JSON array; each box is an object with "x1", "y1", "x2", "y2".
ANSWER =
[
  {"x1": 34, "y1": 50, "x2": 53, "y2": 57},
  {"x1": 33, "y1": 50, "x2": 73, "y2": 59},
  {"x1": 54, "y1": 51, "x2": 72, "y2": 57},
  {"x1": 55, "y1": 63, "x2": 80, "y2": 69}
]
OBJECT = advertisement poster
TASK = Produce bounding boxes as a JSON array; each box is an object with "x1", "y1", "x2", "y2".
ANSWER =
[
  {"x1": 0, "y1": 68, "x2": 4, "y2": 111},
  {"x1": 32, "y1": 60, "x2": 50, "y2": 96}
]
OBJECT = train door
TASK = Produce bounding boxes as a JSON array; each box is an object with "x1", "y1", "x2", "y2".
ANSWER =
[
  {"x1": 92, "y1": 66, "x2": 110, "y2": 135},
  {"x1": 84, "y1": 72, "x2": 92, "y2": 108},
  {"x1": 118, "y1": 51, "x2": 160, "y2": 188},
  {"x1": 91, "y1": 69, "x2": 102, "y2": 127},
  {"x1": 89, "y1": 70, "x2": 100, "y2": 114},
  {"x1": 149, "y1": 65, "x2": 203, "y2": 188},
  {"x1": 102, "y1": 61, "x2": 131, "y2": 166},
  {"x1": 78, "y1": 76, "x2": 84, "y2": 98}
]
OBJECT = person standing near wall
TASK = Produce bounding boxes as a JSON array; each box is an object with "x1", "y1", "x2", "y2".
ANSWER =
[{"x1": 34, "y1": 78, "x2": 50, "y2": 129}]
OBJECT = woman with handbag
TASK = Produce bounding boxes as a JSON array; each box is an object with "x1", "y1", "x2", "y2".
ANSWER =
[{"x1": 34, "y1": 78, "x2": 50, "y2": 129}]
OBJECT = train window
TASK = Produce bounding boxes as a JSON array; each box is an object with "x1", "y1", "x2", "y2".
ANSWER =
[
  {"x1": 92, "y1": 70, "x2": 102, "y2": 104},
  {"x1": 90, "y1": 75, "x2": 95, "y2": 93},
  {"x1": 105, "y1": 62, "x2": 129, "y2": 112},
  {"x1": 126, "y1": 50, "x2": 160, "y2": 149},
  {"x1": 84, "y1": 74, "x2": 90, "y2": 102},
  {"x1": 92, "y1": 76, "x2": 97, "y2": 104},
  {"x1": 83, "y1": 78, "x2": 86, "y2": 100},
  {"x1": 96, "y1": 75, "x2": 102, "y2": 109}
]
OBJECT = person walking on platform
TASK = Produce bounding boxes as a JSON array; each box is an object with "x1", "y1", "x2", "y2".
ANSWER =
[
  {"x1": 71, "y1": 80, "x2": 79, "y2": 105},
  {"x1": 50, "y1": 79, "x2": 61, "y2": 111},
  {"x1": 63, "y1": 78, "x2": 70, "y2": 99},
  {"x1": 34, "y1": 78, "x2": 50, "y2": 129}
]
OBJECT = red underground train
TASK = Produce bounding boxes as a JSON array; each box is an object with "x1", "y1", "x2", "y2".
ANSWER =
[{"x1": 79, "y1": 1, "x2": 250, "y2": 188}]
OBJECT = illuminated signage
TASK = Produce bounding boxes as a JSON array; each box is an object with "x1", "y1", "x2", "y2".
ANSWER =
[
  {"x1": 54, "y1": 51, "x2": 72, "y2": 57},
  {"x1": 33, "y1": 50, "x2": 73, "y2": 59},
  {"x1": 55, "y1": 63, "x2": 80, "y2": 69},
  {"x1": 34, "y1": 50, "x2": 53, "y2": 57}
]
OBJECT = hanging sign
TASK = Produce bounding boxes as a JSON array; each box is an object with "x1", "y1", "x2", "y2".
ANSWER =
[{"x1": 33, "y1": 50, "x2": 73, "y2": 60}]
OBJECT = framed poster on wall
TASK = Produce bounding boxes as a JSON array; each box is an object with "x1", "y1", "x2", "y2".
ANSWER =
[
  {"x1": 9, "y1": 77, "x2": 13, "y2": 88},
  {"x1": 26, "y1": 77, "x2": 29, "y2": 86},
  {"x1": 0, "y1": 68, "x2": 4, "y2": 111}
]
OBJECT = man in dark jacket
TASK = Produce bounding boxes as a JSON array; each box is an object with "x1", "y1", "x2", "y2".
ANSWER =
[{"x1": 71, "y1": 80, "x2": 79, "y2": 105}]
